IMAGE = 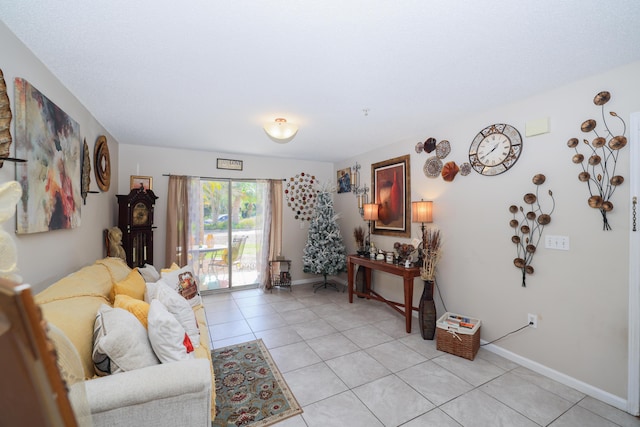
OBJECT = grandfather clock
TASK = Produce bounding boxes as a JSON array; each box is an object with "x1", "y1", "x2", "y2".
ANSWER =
[{"x1": 117, "y1": 186, "x2": 158, "y2": 268}]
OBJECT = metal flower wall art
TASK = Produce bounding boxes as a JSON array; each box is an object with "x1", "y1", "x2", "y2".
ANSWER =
[
  {"x1": 567, "y1": 91, "x2": 627, "y2": 230},
  {"x1": 509, "y1": 174, "x2": 555, "y2": 287}
]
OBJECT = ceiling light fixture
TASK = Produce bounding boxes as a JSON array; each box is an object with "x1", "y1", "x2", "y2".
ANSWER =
[{"x1": 263, "y1": 118, "x2": 298, "y2": 143}]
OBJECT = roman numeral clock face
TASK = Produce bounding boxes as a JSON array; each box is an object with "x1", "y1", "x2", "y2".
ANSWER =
[{"x1": 469, "y1": 124, "x2": 523, "y2": 176}]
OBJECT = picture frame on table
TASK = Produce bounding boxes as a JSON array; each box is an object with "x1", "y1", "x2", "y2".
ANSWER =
[
  {"x1": 130, "y1": 175, "x2": 152, "y2": 191},
  {"x1": 371, "y1": 154, "x2": 411, "y2": 237}
]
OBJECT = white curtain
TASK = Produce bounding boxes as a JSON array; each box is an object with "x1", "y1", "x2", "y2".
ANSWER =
[
  {"x1": 257, "y1": 180, "x2": 271, "y2": 290},
  {"x1": 261, "y1": 180, "x2": 282, "y2": 290}
]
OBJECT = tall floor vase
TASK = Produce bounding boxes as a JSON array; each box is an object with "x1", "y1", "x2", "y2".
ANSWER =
[{"x1": 419, "y1": 279, "x2": 436, "y2": 340}]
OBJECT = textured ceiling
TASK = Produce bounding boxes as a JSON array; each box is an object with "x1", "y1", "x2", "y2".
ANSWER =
[{"x1": 1, "y1": 1, "x2": 640, "y2": 162}]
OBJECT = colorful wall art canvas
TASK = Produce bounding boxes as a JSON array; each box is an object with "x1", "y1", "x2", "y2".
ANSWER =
[{"x1": 14, "y1": 78, "x2": 82, "y2": 234}]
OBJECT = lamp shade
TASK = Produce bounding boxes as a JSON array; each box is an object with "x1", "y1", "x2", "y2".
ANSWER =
[
  {"x1": 363, "y1": 203, "x2": 379, "y2": 221},
  {"x1": 263, "y1": 118, "x2": 298, "y2": 143},
  {"x1": 412, "y1": 200, "x2": 433, "y2": 223}
]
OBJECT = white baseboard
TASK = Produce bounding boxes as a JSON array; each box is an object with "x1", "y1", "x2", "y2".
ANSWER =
[{"x1": 481, "y1": 341, "x2": 627, "y2": 412}]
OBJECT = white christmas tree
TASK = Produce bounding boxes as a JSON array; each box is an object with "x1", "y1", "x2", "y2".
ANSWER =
[{"x1": 302, "y1": 185, "x2": 346, "y2": 291}]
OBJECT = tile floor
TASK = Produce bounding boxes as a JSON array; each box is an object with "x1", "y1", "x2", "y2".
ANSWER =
[{"x1": 202, "y1": 283, "x2": 640, "y2": 427}]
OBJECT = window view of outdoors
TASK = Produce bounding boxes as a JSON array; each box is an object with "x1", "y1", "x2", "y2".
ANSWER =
[{"x1": 194, "y1": 180, "x2": 266, "y2": 292}]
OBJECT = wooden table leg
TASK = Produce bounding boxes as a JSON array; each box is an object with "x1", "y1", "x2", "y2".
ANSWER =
[
  {"x1": 404, "y1": 276, "x2": 413, "y2": 333},
  {"x1": 364, "y1": 267, "x2": 372, "y2": 296},
  {"x1": 348, "y1": 260, "x2": 354, "y2": 303}
]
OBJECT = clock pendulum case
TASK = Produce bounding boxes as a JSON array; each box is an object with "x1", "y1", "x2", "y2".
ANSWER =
[{"x1": 117, "y1": 186, "x2": 158, "y2": 268}]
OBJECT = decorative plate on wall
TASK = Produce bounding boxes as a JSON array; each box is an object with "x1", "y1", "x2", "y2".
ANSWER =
[
  {"x1": 94, "y1": 135, "x2": 110, "y2": 191},
  {"x1": 435, "y1": 140, "x2": 451, "y2": 159},
  {"x1": 423, "y1": 156, "x2": 443, "y2": 178},
  {"x1": 459, "y1": 162, "x2": 472, "y2": 176},
  {"x1": 424, "y1": 137, "x2": 437, "y2": 154}
]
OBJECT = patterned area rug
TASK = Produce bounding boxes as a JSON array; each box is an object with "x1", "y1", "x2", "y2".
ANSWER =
[{"x1": 212, "y1": 339, "x2": 302, "y2": 426}]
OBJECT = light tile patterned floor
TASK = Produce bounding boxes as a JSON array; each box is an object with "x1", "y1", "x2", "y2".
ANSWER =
[{"x1": 202, "y1": 284, "x2": 640, "y2": 427}]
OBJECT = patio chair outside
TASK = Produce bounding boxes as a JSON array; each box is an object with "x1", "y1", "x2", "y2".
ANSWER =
[{"x1": 211, "y1": 235, "x2": 248, "y2": 280}]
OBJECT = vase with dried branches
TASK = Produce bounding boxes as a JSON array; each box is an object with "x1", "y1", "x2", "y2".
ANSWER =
[
  {"x1": 420, "y1": 228, "x2": 442, "y2": 281},
  {"x1": 418, "y1": 228, "x2": 442, "y2": 340},
  {"x1": 567, "y1": 91, "x2": 627, "y2": 231},
  {"x1": 353, "y1": 226, "x2": 365, "y2": 254}
]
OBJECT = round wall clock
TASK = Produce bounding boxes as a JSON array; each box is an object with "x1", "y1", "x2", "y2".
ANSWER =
[{"x1": 469, "y1": 123, "x2": 522, "y2": 176}]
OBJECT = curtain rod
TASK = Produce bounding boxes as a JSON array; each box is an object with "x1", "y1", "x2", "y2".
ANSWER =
[{"x1": 163, "y1": 174, "x2": 285, "y2": 181}]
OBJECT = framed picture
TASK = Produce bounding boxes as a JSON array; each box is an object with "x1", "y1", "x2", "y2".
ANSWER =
[
  {"x1": 130, "y1": 175, "x2": 152, "y2": 191},
  {"x1": 337, "y1": 167, "x2": 351, "y2": 193},
  {"x1": 371, "y1": 154, "x2": 411, "y2": 237},
  {"x1": 217, "y1": 158, "x2": 243, "y2": 171}
]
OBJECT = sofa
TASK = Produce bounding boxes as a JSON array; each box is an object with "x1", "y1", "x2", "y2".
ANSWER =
[{"x1": 35, "y1": 257, "x2": 215, "y2": 426}]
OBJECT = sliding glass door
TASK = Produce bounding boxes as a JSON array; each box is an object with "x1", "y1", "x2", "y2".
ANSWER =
[{"x1": 197, "y1": 179, "x2": 266, "y2": 291}]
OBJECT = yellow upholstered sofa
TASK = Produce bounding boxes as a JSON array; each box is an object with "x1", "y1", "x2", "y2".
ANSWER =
[{"x1": 35, "y1": 257, "x2": 214, "y2": 427}]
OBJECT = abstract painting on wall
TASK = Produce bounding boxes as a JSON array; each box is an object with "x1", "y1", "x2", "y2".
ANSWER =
[{"x1": 14, "y1": 78, "x2": 81, "y2": 234}]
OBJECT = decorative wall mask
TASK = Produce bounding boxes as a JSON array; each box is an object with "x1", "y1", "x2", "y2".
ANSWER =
[
  {"x1": 567, "y1": 91, "x2": 626, "y2": 230},
  {"x1": 509, "y1": 174, "x2": 555, "y2": 287}
]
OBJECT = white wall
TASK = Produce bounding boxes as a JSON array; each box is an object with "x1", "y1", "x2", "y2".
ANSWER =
[
  {"x1": 334, "y1": 60, "x2": 640, "y2": 403},
  {"x1": 117, "y1": 144, "x2": 334, "y2": 282},
  {"x1": 0, "y1": 20, "x2": 119, "y2": 292}
]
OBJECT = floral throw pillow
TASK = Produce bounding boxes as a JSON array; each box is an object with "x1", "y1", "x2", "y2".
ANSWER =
[{"x1": 160, "y1": 265, "x2": 202, "y2": 308}]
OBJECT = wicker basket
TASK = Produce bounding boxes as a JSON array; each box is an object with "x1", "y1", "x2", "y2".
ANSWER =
[{"x1": 436, "y1": 312, "x2": 481, "y2": 360}]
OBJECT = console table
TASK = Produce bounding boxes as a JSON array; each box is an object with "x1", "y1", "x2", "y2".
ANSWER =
[{"x1": 347, "y1": 255, "x2": 425, "y2": 333}]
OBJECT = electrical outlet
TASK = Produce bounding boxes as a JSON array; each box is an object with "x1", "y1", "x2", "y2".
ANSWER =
[{"x1": 528, "y1": 313, "x2": 538, "y2": 328}]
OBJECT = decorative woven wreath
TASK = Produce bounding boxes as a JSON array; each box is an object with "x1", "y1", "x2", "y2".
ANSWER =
[{"x1": 285, "y1": 172, "x2": 317, "y2": 221}]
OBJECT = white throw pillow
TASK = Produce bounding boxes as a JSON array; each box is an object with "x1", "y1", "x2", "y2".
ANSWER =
[
  {"x1": 92, "y1": 304, "x2": 159, "y2": 376},
  {"x1": 139, "y1": 263, "x2": 160, "y2": 283},
  {"x1": 147, "y1": 300, "x2": 195, "y2": 363},
  {"x1": 144, "y1": 282, "x2": 158, "y2": 303},
  {"x1": 155, "y1": 280, "x2": 200, "y2": 347},
  {"x1": 160, "y1": 265, "x2": 202, "y2": 307}
]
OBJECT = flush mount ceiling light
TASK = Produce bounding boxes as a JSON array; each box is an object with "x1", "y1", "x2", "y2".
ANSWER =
[{"x1": 263, "y1": 118, "x2": 298, "y2": 143}]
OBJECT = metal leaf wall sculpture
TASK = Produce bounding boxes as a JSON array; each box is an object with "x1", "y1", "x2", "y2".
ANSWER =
[
  {"x1": 567, "y1": 91, "x2": 627, "y2": 230},
  {"x1": 509, "y1": 174, "x2": 555, "y2": 287}
]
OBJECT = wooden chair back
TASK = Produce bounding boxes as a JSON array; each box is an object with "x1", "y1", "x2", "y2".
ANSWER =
[{"x1": 0, "y1": 278, "x2": 79, "y2": 426}]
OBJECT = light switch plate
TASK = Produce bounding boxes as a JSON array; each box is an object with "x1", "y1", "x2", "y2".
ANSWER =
[{"x1": 545, "y1": 235, "x2": 570, "y2": 250}]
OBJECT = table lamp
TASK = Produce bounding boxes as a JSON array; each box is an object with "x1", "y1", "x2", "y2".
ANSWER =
[
  {"x1": 362, "y1": 203, "x2": 379, "y2": 248},
  {"x1": 411, "y1": 200, "x2": 433, "y2": 260}
]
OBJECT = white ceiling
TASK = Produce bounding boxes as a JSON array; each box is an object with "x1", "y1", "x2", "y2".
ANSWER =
[{"x1": 1, "y1": 1, "x2": 640, "y2": 162}]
